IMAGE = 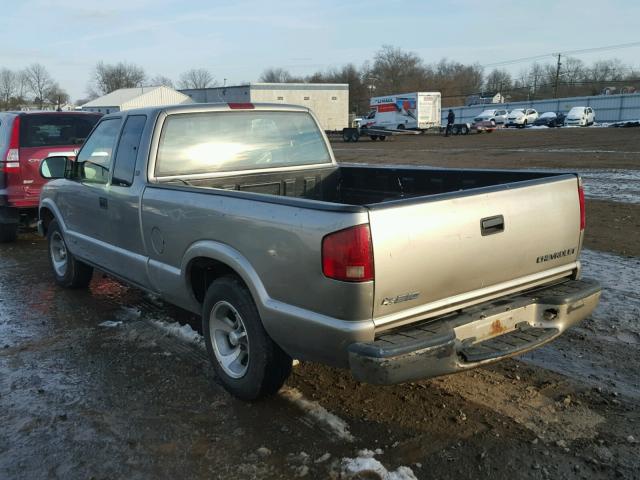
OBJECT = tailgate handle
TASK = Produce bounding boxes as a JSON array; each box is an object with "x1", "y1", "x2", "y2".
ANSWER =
[{"x1": 481, "y1": 215, "x2": 504, "y2": 236}]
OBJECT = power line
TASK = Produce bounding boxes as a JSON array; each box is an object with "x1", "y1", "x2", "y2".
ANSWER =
[{"x1": 482, "y1": 41, "x2": 640, "y2": 69}]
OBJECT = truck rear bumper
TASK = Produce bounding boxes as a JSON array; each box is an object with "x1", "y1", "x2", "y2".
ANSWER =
[{"x1": 348, "y1": 278, "x2": 600, "y2": 385}]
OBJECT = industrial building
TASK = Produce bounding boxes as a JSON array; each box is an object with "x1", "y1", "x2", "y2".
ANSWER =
[
  {"x1": 81, "y1": 86, "x2": 192, "y2": 114},
  {"x1": 180, "y1": 83, "x2": 349, "y2": 131}
]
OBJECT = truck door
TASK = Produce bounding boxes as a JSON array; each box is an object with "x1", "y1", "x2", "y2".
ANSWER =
[
  {"x1": 102, "y1": 114, "x2": 150, "y2": 288},
  {"x1": 58, "y1": 117, "x2": 122, "y2": 267}
]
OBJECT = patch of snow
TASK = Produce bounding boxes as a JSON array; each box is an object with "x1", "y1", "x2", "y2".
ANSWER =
[
  {"x1": 99, "y1": 320, "x2": 123, "y2": 328},
  {"x1": 527, "y1": 167, "x2": 640, "y2": 204},
  {"x1": 151, "y1": 319, "x2": 205, "y2": 349},
  {"x1": 341, "y1": 450, "x2": 417, "y2": 480},
  {"x1": 280, "y1": 387, "x2": 354, "y2": 442},
  {"x1": 116, "y1": 307, "x2": 141, "y2": 321}
]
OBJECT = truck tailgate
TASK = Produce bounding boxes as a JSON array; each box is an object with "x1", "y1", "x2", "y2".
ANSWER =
[{"x1": 368, "y1": 175, "x2": 582, "y2": 329}]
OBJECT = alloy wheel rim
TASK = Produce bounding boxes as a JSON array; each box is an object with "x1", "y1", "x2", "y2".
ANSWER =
[
  {"x1": 50, "y1": 232, "x2": 68, "y2": 277},
  {"x1": 209, "y1": 301, "x2": 250, "y2": 378}
]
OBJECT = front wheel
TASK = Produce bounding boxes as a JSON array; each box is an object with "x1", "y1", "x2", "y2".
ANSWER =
[
  {"x1": 202, "y1": 276, "x2": 292, "y2": 401},
  {"x1": 47, "y1": 220, "x2": 93, "y2": 288}
]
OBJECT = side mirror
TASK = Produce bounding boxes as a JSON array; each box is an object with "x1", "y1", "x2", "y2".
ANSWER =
[{"x1": 40, "y1": 156, "x2": 70, "y2": 179}]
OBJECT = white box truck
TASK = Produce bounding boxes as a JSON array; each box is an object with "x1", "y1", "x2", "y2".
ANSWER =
[{"x1": 360, "y1": 92, "x2": 441, "y2": 130}]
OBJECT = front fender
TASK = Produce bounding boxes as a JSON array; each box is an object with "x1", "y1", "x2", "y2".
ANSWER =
[{"x1": 39, "y1": 198, "x2": 67, "y2": 234}]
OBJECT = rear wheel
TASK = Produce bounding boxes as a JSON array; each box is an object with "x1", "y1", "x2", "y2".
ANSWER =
[
  {"x1": 47, "y1": 220, "x2": 93, "y2": 288},
  {"x1": 460, "y1": 125, "x2": 469, "y2": 135},
  {"x1": 370, "y1": 135, "x2": 378, "y2": 141},
  {"x1": 0, "y1": 224, "x2": 18, "y2": 243},
  {"x1": 397, "y1": 124, "x2": 405, "y2": 130},
  {"x1": 378, "y1": 135, "x2": 387, "y2": 141},
  {"x1": 202, "y1": 275, "x2": 292, "y2": 401}
]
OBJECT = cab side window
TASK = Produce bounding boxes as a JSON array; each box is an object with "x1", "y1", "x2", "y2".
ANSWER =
[
  {"x1": 74, "y1": 118, "x2": 122, "y2": 184},
  {"x1": 112, "y1": 115, "x2": 146, "y2": 186}
]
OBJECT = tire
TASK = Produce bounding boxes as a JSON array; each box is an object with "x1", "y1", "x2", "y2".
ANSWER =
[
  {"x1": 202, "y1": 275, "x2": 292, "y2": 401},
  {"x1": 397, "y1": 124, "x2": 405, "y2": 130},
  {"x1": 378, "y1": 135, "x2": 386, "y2": 141},
  {"x1": 460, "y1": 125, "x2": 469, "y2": 135},
  {"x1": 370, "y1": 135, "x2": 378, "y2": 141},
  {"x1": 342, "y1": 131, "x2": 351, "y2": 142},
  {"x1": 0, "y1": 224, "x2": 18, "y2": 243},
  {"x1": 47, "y1": 219, "x2": 93, "y2": 288},
  {"x1": 350, "y1": 132, "x2": 360, "y2": 142}
]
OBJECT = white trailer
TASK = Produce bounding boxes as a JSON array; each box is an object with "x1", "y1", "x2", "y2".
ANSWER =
[{"x1": 360, "y1": 92, "x2": 441, "y2": 130}]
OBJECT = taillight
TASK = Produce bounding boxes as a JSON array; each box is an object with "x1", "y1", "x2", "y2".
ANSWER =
[
  {"x1": 2, "y1": 116, "x2": 20, "y2": 171},
  {"x1": 322, "y1": 224, "x2": 374, "y2": 282},
  {"x1": 578, "y1": 181, "x2": 585, "y2": 231}
]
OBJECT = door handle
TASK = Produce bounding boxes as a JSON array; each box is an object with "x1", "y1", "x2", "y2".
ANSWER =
[
  {"x1": 481, "y1": 215, "x2": 504, "y2": 236},
  {"x1": 99, "y1": 197, "x2": 108, "y2": 209}
]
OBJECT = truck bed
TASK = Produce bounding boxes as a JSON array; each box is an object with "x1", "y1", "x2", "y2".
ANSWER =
[{"x1": 171, "y1": 164, "x2": 566, "y2": 207}]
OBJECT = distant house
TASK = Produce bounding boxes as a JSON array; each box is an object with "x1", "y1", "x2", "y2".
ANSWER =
[
  {"x1": 80, "y1": 85, "x2": 192, "y2": 114},
  {"x1": 465, "y1": 92, "x2": 505, "y2": 106}
]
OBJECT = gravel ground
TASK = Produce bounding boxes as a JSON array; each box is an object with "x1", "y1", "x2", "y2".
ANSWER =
[{"x1": 1, "y1": 127, "x2": 639, "y2": 479}]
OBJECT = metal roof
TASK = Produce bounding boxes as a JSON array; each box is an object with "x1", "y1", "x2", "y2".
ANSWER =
[{"x1": 81, "y1": 86, "x2": 191, "y2": 108}]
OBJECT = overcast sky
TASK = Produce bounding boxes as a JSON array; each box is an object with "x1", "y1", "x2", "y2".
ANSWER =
[{"x1": 1, "y1": 0, "x2": 639, "y2": 101}]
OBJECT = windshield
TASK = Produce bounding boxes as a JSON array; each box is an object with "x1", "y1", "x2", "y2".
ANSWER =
[
  {"x1": 510, "y1": 109, "x2": 524, "y2": 115},
  {"x1": 540, "y1": 112, "x2": 556, "y2": 118},
  {"x1": 568, "y1": 107, "x2": 585, "y2": 115},
  {"x1": 155, "y1": 111, "x2": 332, "y2": 177},
  {"x1": 20, "y1": 114, "x2": 100, "y2": 147},
  {"x1": 479, "y1": 110, "x2": 496, "y2": 116}
]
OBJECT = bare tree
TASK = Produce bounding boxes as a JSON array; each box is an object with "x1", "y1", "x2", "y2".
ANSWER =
[
  {"x1": 484, "y1": 69, "x2": 512, "y2": 93},
  {"x1": 370, "y1": 45, "x2": 425, "y2": 94},
  {"x1": 178, "y1": 68, "x2": 217, "y2": 89},
  {"x1": 24, "y1": 63, "x2": 54, "y2": 108},
  {"x1": 0, "y1": 69, "x2": 18, "y2": 107},
  {"x1": 91, "y1": 61, "x2": 146, "y2": 96},
  {"x1": 45, "y1": 83, "x2": 70, "y2": 110},
  {"x1": 149, "y1": 75, "x2": 174, "y2": 88},
  {"x1": 258, "y1": 68, "x2": 298, "y2": 83}
]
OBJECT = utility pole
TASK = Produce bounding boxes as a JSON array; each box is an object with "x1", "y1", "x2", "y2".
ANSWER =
[{"x1": 553, "y1": 53, "x2": 562, "y2": 98}]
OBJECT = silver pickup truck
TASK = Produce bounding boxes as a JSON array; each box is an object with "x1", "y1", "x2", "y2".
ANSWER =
[{"x1": 38, "y1": 103, "x2": 601, "y2": 400}]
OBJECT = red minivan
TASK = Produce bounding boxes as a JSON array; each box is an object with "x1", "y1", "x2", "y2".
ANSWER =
[{"x1": 0, "y1": 111, "x2": 101, "y2": 242}]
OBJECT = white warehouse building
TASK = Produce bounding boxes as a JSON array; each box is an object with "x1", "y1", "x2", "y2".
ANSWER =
[
  {"x1": 180, "y1": 83, "x2": 349, "y2": 131},
  {"x1": 81, "y1": 86, "x2": 192, "y2": 114}
]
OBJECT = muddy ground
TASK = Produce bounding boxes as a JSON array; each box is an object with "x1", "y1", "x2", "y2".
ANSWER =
[{"x1": 1, "y1": 128, "x2": 639, "y2": 479}]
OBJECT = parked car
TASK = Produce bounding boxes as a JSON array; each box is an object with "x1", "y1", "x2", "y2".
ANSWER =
[
  {"x1": 38, "y1": 103, "x2": 600, "y2": 400},
  {"x1": 564, "y1": 107, "x2": 595, "y2": 126},
  {"x1": 0, "y1": 111, "x2": 102, "y2": 242},
  {"x1": 505, "y1": 108, "x2": 539, "y2": 128},
  {"x1": 533, "y1": 112, "x2": 566, "y2": 128},
  {"x1": 473, "y1": 108, "x2": 508, "y2": 125}
]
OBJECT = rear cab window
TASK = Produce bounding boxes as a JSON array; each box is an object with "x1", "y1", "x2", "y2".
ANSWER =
[
  {"x1": 19, "y1": 114, "x2": 100, "y2": 147},
  {"x1": 112, "y1": 115, "x2": 146, "y2": 186},
  {"x1": 154, "y1": 111, "x2": 332, "y2": 178}
]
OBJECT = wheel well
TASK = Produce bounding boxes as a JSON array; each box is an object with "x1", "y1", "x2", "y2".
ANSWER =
[
  {"x1": 40, "y1": 208, "x2": 55, "y2": 233},
  {"x1": 188, "y1": 257, "x2": 241, "y2": 304}
]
